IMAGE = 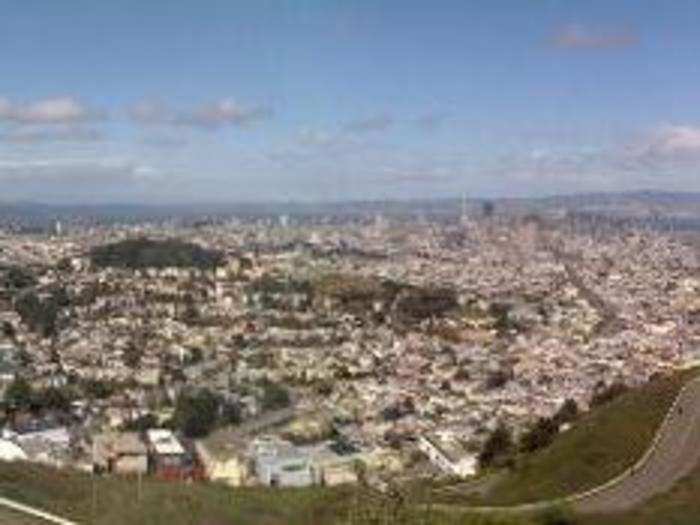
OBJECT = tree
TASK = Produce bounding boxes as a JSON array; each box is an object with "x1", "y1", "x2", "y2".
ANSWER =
[
  {"x1": 4, "y1": 376, "x2": 33, "y2": 409},
  {"x1": 1, "y1": 321, "x2": 15, "y2": 339},
  {"x1": 553, "y1": 398, "x2": 579, "y2": 426},
  {"x1": 220, "y1": 401, "x2": 241, "y2": 426},
  {"x1": 16, "y1": 349, "x2": 32, "y2": 367},
  {"x1": 591, "y1": 381, "x2": 628, "y2": 408},
  {"x1": 14, "y1": 291, "x2": 59, "y2": 338},
  {"x1": 82, "y1": 378, "x2": 114, "y2": 400},
  {"x1": 124, "y1": 413, "x2": 158, "y2": 432},
  {"x1": 478, "y1": 422, "x2": 514, "y2": 469},
  {"x1": 485, "y1": 368, "x2": 512, "y2": 390},
  {"x1": 519, "y1": 417, "x2": 559, "y2": 454},
  {"x1": 122, "y1": 341, "x2": 143, "y2": 369},
  {"x1": 260, "y1": 380, "x2": 291, "y2": 411},
  {"x1": 3, "y1": 266, "x2": 37, "y2": 290},
  {"x1": 187, "y1": 346, "x2": 204, "y2": 365},
  {"x1": 174, "y1": 388, "x2": 220, "y2": 438},
  {"x1": 37, "y1": 386, "x2": 73, "y2": 412}
]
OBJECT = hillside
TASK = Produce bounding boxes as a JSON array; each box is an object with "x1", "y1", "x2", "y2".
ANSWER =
[
  {"x1": 3, "y1": 370, "x2": 700, "y2": 525},
  {"x1": 0, "y1": 461, "x2": 566, "y2": 525},
  {"x1": 89, "y1": 238, "x2": 224, "y2": 270},
  {"x1": 435, "y1": 368, "x2": 700, "y2": 507}
]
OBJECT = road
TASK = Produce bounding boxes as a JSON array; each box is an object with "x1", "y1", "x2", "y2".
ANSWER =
[
  {"x1": 548, "y1": 245, "x2": 624, "y2": 337},
  {"x1": 572, "y1": 375, "x2": 700, "y2": 513}
]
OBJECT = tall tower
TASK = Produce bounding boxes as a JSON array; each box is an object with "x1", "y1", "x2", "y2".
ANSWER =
[{"x1": 460, "y1": 192, "x2": 469, "y2": 226}]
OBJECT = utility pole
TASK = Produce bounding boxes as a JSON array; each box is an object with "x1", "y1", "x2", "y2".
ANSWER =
[
  {"x1": 137, "y1": 469, "x2": 142, "y2": 504},
  {"x1": 91, "y1": 438, "x2": 97, "y2": 525}
]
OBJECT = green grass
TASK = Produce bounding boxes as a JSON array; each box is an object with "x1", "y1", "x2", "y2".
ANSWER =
[
  {"x1": 0, "y1": 461, "x2": 347, "y2": 525},
  {"x1": 438, "y1": 368, "x2": 700, "y2": 506},
  {"x1": 0, "y1": 508, "x2": 46, "y2": 524},
  {"x1": 0, "y1": 460, "x2": 555, "y2": 525}
]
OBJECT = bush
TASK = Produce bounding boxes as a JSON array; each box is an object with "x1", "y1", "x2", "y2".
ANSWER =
[
  {"x1": 2, "y1": 321, "x2": 15, "y2": 338},
  {"x1": 479, "y1": 422, "x2": 515, "y2": 469},
  {"x1": 14, "y1": 291, "x2": 61, "y2": 337},
  {"x1": 2, "y1": 265, "x2": 37, "y2": 290},
  {"x1": 174, "y1": 388, "x2": 221, "y2": 438},
  {"x1": 4, "y1": 376, "x2": 33, "y2": 409},
  {"x1": 260, "y1": 379, "x2": 291, "y2": 411},
  {"x1": 81, "y1": 379, "x2": 115, "y2": 399},
  {"x1": 520, "y1": 417, "x2": 559, "y2": 454},
  {"x1": 553, "y1": 399, "x2": 579, "y2": 426},
  {"x1": 124, "y1": 413, "x2": 158, "y2": 432},
  {"x1": 536, "y1": 505, "x2": 575, "y2": 525},
  {"x1": 591, "y1": 381, "x2": 628, "y2": 408}
]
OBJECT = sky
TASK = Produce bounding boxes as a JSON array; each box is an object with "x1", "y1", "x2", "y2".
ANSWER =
[{"x1": 2, "y1": 0, "x2": 700, "y2": 203}]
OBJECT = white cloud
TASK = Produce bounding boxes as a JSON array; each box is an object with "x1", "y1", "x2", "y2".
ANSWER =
[
  {"x1": 127, "y1": 98, "x2": 272, "y2": 129},
  {"x1": 0, "y1": 157, "x2": 160, "y2": 186},
  {"x1": 0, "y1": 96, "x2": 104, "y2": 124},
  {"x1": 616, "y1": 124, "x2": 700, "y2": 174},
  {"x1": 180, "y1": 98, "x2": 272, "y2": 128},
  {"x1": 641, "y1": 125, "x2": 700, "y2": 155}
]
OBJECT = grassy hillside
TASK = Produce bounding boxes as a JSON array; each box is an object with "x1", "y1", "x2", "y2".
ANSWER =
[
  {"x1": 437, "y1": 368, "x2": 699, "y2": 506},
  {"x1": 0, "y1": 460, "x2": 572, "y2": 525},
  {"x1": 0, "y1": 508, "x2": 45, "y2": 524},
  {"x1": 0, "y1": 461, "x2": 343, "y2": 525}
]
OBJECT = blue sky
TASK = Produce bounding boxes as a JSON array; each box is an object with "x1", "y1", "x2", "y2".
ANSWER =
[{"x1": 2, "y1": 0, "x2": 700, "y2": 203}]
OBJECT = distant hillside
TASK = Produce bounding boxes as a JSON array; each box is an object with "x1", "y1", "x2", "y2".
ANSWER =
[
  {"x1": 5, "y1": 190, "x2": 700, "y2": 228},
  {"x1": 90, "y1": 238, "x2": 224, "y2": 270}
]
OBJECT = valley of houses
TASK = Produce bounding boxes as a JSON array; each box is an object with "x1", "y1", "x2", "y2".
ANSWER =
[{"x1": 0, "y1": 215, "x2": 699, "y2": 489}]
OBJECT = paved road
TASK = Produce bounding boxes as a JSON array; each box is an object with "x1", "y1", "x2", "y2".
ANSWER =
[
  {"x1": 548, "y1": 245, "x2": 624, "y2": 337},
  {"x1": 573, "y1": 376, "x2": 700, "y2": 513}
]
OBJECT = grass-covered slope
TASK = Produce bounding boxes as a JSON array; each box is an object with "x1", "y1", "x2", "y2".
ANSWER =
[
  {"x1": 0, "y1": 461, "x2": 346, "y2": 525},
  {"x1": 464, "y1": 368, "x2": 700, "y2": 506},
  {"x1": 0, "y1": 461, "x2": 570, "y2": 525}
]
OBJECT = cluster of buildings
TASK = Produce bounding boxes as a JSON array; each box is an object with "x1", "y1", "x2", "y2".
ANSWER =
[{"x1": 0, "y1": 214, "x2": 698, "y2": 485}]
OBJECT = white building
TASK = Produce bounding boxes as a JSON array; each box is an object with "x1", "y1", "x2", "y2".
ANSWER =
[{"x1": 418, "y1": 432, "x2": 477, "y2": 478}]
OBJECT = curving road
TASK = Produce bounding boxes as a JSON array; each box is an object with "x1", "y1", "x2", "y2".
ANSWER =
[{"x1": 571, "y1": 375, "x2": 700, "y2": 513}]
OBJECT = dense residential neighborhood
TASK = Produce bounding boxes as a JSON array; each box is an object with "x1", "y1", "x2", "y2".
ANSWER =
[{"x1": 0, "y1": 212, "x2": 697, "y2": 490}]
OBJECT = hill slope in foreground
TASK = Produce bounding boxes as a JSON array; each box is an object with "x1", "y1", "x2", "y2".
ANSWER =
[
  {"x1": 1, "y1": 369, "x2": 700, "y2": 525},
  {"x1": 445, "y1": 367, "x2": 700, "y2": 507}
]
